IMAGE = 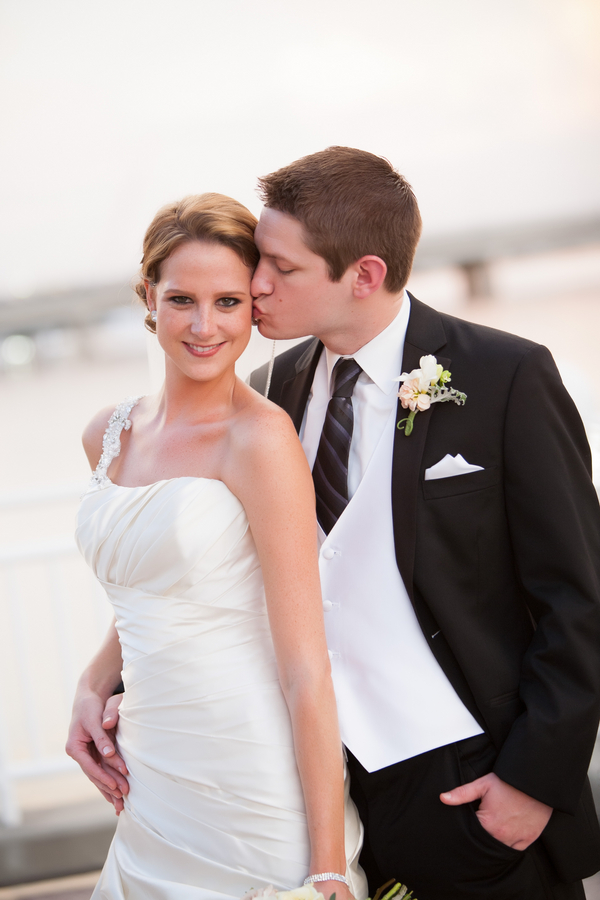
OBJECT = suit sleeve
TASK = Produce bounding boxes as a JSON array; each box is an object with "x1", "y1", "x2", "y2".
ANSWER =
[{"x1": 492, "y1": 343, "x2": 600, "y2": 813}]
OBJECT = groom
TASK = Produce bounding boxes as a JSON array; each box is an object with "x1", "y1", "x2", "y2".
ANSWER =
[{"x1": 248, "y1": 147, "x2": 600, "y2": 899}]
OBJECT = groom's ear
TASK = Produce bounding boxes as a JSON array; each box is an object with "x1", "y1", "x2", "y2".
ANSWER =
[{"x1": 351, "y1": 255, "x2": 388, "y2": 299}]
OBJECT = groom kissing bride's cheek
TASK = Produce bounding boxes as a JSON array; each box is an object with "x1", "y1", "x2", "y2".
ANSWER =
[
  {"x1": 68, "y1": 147, "x2": 600, "y2": 900},
  {"x1": 248, "y1": 147, "x2": 600, "y2": 900}
]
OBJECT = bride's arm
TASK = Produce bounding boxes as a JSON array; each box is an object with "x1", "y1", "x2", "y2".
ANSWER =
[
  {"x1": 65, "y1": 620, "x2": 129, "y2": 809},
  {"x1": 227, "y1": 402, "x2": 352, "y2": 900},
  {"x1": 65, "y1": 408, "x2": 131, "y2": 808}
]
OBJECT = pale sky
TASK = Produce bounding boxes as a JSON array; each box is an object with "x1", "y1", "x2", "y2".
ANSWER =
[{"x1": 1, "y1": 0, "x2": 599, "y2": 298}]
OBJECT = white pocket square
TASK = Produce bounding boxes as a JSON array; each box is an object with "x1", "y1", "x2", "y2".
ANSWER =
[{"x1": 424, "y1": 454, "x2": 484, "y2": 481}]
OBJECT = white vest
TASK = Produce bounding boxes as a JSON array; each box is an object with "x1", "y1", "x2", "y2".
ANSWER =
[{"x1": 318, "y1": 405, "x2": 482, "y2": 773}]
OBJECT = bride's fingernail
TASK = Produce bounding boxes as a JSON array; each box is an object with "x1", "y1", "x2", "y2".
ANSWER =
[{"x1": 102, "y1": 746, "x2": 112, "y2": 755}]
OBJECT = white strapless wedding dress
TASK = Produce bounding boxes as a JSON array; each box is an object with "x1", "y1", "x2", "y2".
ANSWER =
[{"x1": 76, "y1": 399, "x2": 367, "y2": 900}]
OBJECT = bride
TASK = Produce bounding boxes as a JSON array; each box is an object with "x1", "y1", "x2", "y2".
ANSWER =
[{"x1": 71, "y1": 193, "x2": 366, "y2": 900}]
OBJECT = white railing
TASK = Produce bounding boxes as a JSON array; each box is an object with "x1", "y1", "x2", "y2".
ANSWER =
[{"x1": 0, "y1": 484, "x2": 112, "y2": 825}]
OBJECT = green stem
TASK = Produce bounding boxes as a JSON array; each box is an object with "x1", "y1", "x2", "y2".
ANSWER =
[
  {"x1": 371, "y1": 880, "x2": 396, "y2": 900},
  {"x1": 405, "y1": 411, "x2": 416, "y2": 436},
  {"x1": 382, "y1": 884, "x2": 406, "y2": 900},
  {"x1": 398, "y1": 409, "x2": 417, "y2": 435}
]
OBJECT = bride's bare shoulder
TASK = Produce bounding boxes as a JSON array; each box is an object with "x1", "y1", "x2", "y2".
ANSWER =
[
  {"x1": 228, "y1": 381, "x2": 305, "y2": 480},
  {"x1": 226, "y1": 381, "x2": 312, "y2": 513},
  {"x1": 235, "y1": 380, "x2": 297, "y2": 443},
  {"x1": 81, "y1": 404, "x2": 119, "y2": 469}
]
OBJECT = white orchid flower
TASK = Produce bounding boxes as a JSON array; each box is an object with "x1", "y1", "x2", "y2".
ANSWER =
[
  {"x1": 396, "y1": 356, "x2": 443, "y2": 392},
  {"x1": 418, "y1": 355, "x2": 444, "y2": 389},
  {"x1": 396, "y1": 368, "x2": 421, "y2": 384}
]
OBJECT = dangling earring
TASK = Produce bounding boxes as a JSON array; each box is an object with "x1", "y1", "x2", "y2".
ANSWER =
[{"x1": 150, "y1": 310, "x2": 157, "y2": 322}]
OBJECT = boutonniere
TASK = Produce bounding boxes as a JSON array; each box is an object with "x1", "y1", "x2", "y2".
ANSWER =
[{"x1": 395, "y1": 354, "x2": 467, "y2": 436}]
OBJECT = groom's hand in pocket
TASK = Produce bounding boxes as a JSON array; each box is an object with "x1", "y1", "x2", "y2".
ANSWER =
[{"x1": 440, "y1": 772, "x2": 552, "y2": 850}]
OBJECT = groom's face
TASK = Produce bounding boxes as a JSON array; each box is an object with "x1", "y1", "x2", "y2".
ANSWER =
[{"x1": 251, "y1": 208, "x2": 353, "y2": 341}]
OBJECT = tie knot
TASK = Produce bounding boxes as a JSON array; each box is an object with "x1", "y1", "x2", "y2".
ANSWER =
[{"x1": 331, "y1": 357, "x2": 362, "y2": 398}]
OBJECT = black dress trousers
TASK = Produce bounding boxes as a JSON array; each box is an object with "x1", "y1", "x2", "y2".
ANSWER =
[{"x1": 346, "y1": 734, "x2": 585, "y2": 900}]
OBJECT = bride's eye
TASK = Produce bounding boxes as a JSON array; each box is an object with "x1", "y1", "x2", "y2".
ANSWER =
[
  {"x1": 217, "y1": 297, "x2": 241, "y2": 308},
  {"x1": 169, "y1": 295, "x2": 193, "y2": 305}
]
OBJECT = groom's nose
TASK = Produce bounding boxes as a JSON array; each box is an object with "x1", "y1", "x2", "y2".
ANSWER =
[{"x1": 250, "y1": 260, "x2": 273, "y2": 298}]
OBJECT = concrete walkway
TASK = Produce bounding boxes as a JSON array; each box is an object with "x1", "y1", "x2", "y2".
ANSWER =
[
  {"x1": 0, "y1": 871, "x2": 599, "y2": 899},
  {"x1": 0, "y1": 871, "x2": 98, "y2": 899},
  {"x1": 0, "y1": 801, "x2": 115, "y2": 889}
]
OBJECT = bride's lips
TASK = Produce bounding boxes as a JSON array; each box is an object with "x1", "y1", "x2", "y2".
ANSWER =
[{"x1": 183, "y1": 341, "x2": 225, "y2": 357}]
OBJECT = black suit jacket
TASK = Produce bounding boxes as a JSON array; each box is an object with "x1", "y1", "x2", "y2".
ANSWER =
[{"x1": 250, "y1": 295, "x2": 600, "y2": 882}]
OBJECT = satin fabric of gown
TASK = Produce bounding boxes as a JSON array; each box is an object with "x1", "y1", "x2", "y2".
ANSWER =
[{"x1": 76, "y1": 399, "x2": 367, "y2": 900}]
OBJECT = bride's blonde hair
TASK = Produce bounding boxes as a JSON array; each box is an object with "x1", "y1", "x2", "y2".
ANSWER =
[{"x1": 135, "y1": 193, "x2": 259, "y2": 333}]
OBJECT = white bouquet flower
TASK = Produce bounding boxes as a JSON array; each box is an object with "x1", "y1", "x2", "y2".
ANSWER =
[
  {"x1": 242, "y1": 887, "x2": 326, "y2": 900},
  {"x1": 242, "y1": 880, "x2": 415, "y2": 900}
]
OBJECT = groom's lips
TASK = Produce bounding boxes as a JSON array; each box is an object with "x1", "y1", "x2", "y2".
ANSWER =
[{"x1": 252, "y1": 303, "x2": 264, "y2": 318}]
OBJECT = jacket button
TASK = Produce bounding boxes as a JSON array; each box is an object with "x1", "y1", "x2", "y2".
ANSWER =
[
  {"x1": 322, "y1": 600, "x2": 333, "y2": 611},
  {"x1": 322, "y1": 548, "x2": 335, "y2": 560}
]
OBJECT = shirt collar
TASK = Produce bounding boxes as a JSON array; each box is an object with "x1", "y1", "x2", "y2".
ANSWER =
[{"x1": 324, "y1": 291, "x2": 411, "y2": 396}]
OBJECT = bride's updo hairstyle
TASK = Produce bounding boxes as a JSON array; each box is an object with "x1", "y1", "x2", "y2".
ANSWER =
[{"x1": 135, "y1": 193, "x2": 259, "y2": 333}]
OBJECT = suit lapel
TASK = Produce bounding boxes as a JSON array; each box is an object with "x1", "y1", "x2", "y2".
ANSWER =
[
  {"x1": 392, "y1": 296, "x2": 449, "y2": 598},
  {"x1": 280, "y1": 338, "x2": 323, "y2": 433}
]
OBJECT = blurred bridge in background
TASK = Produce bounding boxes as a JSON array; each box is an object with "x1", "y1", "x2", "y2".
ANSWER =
[
  {"x1": 0, "y1": 214, "x2": 599, "y2": 346},
  {"x1": 413, "y1": 214, "x2": 600, "y2": 298}
]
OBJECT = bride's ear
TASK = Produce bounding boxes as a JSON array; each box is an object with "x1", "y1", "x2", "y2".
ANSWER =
[
  {"x1": 144, "y1": 280, "x2": 156, "y2": 309},
  {"x1": 351, "y1": 256, "x2": 387, "y2": 299}
]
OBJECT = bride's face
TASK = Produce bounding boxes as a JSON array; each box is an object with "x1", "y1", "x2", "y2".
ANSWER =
[{"x1": 147, "y1": 240, "x2": 253, "y2": 382}]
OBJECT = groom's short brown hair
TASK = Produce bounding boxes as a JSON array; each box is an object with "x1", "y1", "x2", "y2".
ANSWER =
[{"x1": 257, "y1": 147, "x2": 422, "y2": 293}]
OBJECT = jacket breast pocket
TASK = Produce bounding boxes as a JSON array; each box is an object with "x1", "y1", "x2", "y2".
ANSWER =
[{"x1": 422, "y1": 465, "x2": 500, "y2": 500}]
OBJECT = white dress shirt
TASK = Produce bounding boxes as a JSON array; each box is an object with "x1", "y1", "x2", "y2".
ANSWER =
[
  {"x1": 300, "y1": 293, "x2": 483, "y2": 771},
  {"x1": 300, "y1": 293, "x2": 411, "y2": 498}
]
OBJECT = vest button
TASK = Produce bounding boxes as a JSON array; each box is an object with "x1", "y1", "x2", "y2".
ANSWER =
[
  {"x1": 322, "y1": 548, "x2": 335, "y2": 560},
  {"x1": 322, "y1": 600, "x2": 333, "y2": 612}
]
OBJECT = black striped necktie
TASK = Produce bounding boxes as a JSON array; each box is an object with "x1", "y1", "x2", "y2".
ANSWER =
[{"x1": 313, "y1": 357, "x2": 362, "y2": 534}]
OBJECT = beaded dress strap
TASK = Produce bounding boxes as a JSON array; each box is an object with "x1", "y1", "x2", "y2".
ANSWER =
[{"x1": 88, "y1": 397, "x2": 142, "y2": 491}]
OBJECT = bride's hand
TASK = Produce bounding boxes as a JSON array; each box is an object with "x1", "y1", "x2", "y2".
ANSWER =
[
  {"x1": 98, "y1": 693, "x2": 128, "y2": 812},
  {"x1": 314, "y1": 881, "x2": 354, "y2": 900},
  {"x1": 66, "y1": 689, "x2": 129, "y2": 811}
]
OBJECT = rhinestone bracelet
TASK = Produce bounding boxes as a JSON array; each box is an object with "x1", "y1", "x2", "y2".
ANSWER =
[{"x1": 303, "y1": 873, "x2": 349, "y2": 887}]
